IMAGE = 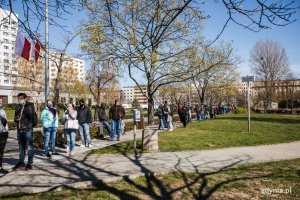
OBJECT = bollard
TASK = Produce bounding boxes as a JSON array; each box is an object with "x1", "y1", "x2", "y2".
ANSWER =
[
  {"x1": 143, "y1": 129, "x2": 158, "y2": 151},
  {"x1": 138, "y1": 116, "x2": 145, "y2": 129}
]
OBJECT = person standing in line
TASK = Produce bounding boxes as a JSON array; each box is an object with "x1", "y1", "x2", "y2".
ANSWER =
[
  {"x1": 188, "y1": 104, "x2": 192, "y2": 123},
  {"x1": 157, "y1": 104, "x2": 166, "y2": 130},
  {"x1": 195, "y1": 104, "x2": 201, "y2": 121},
  {"x1": 96, "y1": 103, "x2": 111, "y2": 137},
  {"x1": 180, "y1": 101, "x2": 189, "y2": 128},
  {"x1": 63, "y1": 103, "x2": 78, "y2": 156},
  {"x1": 0, "y1": 98, "x2": 9, "y2": 174},
  {"x1": 40, "y1": 100, "x2": 59, "y2": 158},
  {"x1": 109, "y1": 99, "x2": 125, "y2": 141},
  {"x1": 163, "y1": 100, "x2": 173, "y2": 131},
  {"x1": 13, "y1": 93, "x2": 37, "y2": 170},
  {"x1": 200, "y1": 104, "x2": 205, "y2": 120},
  {"x1": 77, "y1": 99, "x2": 92, "y2": 148}
]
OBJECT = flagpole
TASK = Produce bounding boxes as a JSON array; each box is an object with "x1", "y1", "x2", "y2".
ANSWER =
[{"x1": 45, "y1": 0, "x2": 50, "y2": 102}]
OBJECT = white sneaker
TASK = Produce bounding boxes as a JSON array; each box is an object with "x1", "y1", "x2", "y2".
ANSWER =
[
  {"x1": 169, "y1": 129, "x2": 173, "y2": 131},
  {"x1": 88, "y1": 144, "x2": 93, "y2": 148},
  {"x1": 66, "y1": 146, "x2": 69, "y2": 151},
  {"x1": 80, "y1": 144, "x2": 85, "y2": 148}
]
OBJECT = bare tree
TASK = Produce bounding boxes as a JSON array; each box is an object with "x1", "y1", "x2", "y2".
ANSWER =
[
  {"x1": 80, "y1": 0, "x2": 298, "y2": 124},
  {"x1": 250, "y1": 39, "x2": 291, "y2": 111},
  {"x1": 0, "y1": 0, "x2": 81, "y2": 42},
  {"x1": 86, "y1": 59, "x2": 119, "y2": 105},
  {"x1": 81, "y1": 0, "x2": 208, "y2": 124},
  {"x1": 50, "y1": 34, "x2": 78, "y2": 104},
  {"x1": 191, "y1": 42, "x2": 240, "y2": 105}
]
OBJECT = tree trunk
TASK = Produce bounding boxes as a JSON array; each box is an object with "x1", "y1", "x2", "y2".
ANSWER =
[{"x1": 147, "y1": 94, "x2": 155, "y2": 125}]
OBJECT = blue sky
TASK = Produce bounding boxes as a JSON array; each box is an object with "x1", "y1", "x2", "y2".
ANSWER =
[{"x1": 4, "y1": 1, "x2": 300, "y2": 86}]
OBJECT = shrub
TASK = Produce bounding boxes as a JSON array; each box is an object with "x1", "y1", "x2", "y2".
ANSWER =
[{"x1": 234, "y1": 107, "x2": 247, "y2": 114}]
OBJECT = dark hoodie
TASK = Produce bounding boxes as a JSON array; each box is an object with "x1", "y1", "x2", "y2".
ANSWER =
[{"x1": 98, "y1": 103, "x2": 109, "y2": 121}]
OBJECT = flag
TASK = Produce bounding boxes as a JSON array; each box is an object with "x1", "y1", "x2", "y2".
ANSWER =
[
  {"x1": 31, "y1": 40, "x2": 41, "y2": 63},
  {"x1": 14, "y1": 32, "x2": 31, "y2": 61}
]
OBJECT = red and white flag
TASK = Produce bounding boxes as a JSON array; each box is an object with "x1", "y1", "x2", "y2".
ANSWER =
[
  {"x1": 30, "y1": 40, "x2": 41, "y2": 63},
  {"x1": 14, "y1": 32, "x2": 31, "y2": 61}
]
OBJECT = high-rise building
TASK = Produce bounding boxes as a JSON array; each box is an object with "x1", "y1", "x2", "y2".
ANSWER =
[
  {"x1": 0, "y1": 8, "x2": 85, "y2": 104},
  {"x1": 49, "y1": 52, "x2": 85, "y2": 84},
  {"x1": 0, "y1": 8, "x2": 18, "y2": 87}
]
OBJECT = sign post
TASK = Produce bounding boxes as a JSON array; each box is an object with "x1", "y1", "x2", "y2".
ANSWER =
[
  {"x1": 242, "y1": 75, "x2": 254, "y2": 133},
  {"x1": 133, "y1": 109, "x2": 141, "y2": 150}
]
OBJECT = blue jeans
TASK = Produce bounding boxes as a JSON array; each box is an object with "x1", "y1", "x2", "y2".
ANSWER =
[
  {"x1": 17, "y1": 129, "x2": 34, "y2": 165},
  {"x1": 158, "y1": 117, "x2": 165, "y2": 129},
  {"x1": 197, "y1": 114, "x2": 201, "y2": 121},
  {"x1": 43, "y1": 127, "x2": 57, "y2": 155},
  {"x1": 101, "y1": 120, "x2": 111, "y2": 135},
  {"x1": 65, "y1": 129, "x2": 77, "y2": 151},
  {"x1": 79, "y1": 123, "x2": 91, "y2": 145},
  {"x1": 111, "y1": 119, "x2": 121, "y2": 140}
]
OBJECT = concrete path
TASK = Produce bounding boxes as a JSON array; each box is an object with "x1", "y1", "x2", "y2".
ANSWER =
[{"x1": 0, "y1": 126, "x2": 300, "y2": 196}]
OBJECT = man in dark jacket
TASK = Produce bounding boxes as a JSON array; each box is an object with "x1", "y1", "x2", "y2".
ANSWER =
[
  {"x1": 13, "y1": 93, "x2": 36, "y2": 170},
  {"x1": 179, "y1": 102, "x2": 189, "y2": 127},
  {"x1": 77, "y1": 99, "x2": 92, "y2": 147},
  {"x1": 109, "y1": 99, "x2": 125, "y2": 141},
  {"x1": 157, "y1": 104, "x2": 166, "y2": 130}
]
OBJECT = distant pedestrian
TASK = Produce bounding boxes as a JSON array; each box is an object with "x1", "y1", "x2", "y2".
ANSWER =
[
  {"x1": 188, "y1": 104, "x2": 192, "y2": 123},
  {"x1": 13, "y1": 93, "x2": 37, "y2": 171},
  {"x1": 40, "y1": 100, "x2": 59, "y2": 158},
  {"x1": 157, "y1": 104, "x2": 166, "y2": 130},
  {"x1": 163, "y1": 100, "x2": 173, "y2": 131},
  {"x1": 195, "y1": 104, "x2": 201, "y2": 121},
  {"x1": 77, "y1": 99, "x2": 92, "y2": 148},
  {"x1": 63, "y1": 103, "x2": 78, "y2": 156},
  {"x1": 0, "y1": 98, "x2": 9, "y2": 174},
  {"x1": 200, "y1": 104, "x2": 205, "y2": 120},
  {"x1": 210, "y1": 105, "x2": 216, "y2": 119},
  {"x1": 179, "y1": 102, "x2": 189, "y2": 127},
  {"x1": 109, "y1": 99, "x2": 125, "y2": 141}
]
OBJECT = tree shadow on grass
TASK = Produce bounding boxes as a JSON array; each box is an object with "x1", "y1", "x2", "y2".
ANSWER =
[
  {"x1": 1, "y1": 129, "x2": 272, "y2": 200},
  {"x1": 216, "y1": 116, "x2": 300, "y2": 125}
]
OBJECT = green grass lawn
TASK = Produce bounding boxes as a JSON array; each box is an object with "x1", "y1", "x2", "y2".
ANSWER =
[
  {"x1": 6, "y1": 158, "x2": 300, "y2": 199},
  {"x1": 91, "y1": 113, "x2": 300, "y2": 155}
]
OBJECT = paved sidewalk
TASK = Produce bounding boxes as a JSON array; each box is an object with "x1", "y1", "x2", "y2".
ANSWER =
[{"x1": 0, "y1": 126, "x2": 300, "y2": 196}]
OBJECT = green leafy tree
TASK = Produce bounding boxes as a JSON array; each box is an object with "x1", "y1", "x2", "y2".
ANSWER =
[{"x1": 131, "y1": 98, "x2": 141, "y2": 110}]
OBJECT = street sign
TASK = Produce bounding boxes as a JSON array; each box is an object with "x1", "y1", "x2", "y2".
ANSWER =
[
  {"x1": 242, "y1": 76, "x2": 254, "y2": 83},
  {"x1": 241, "y1": 75, "x2": 254, "y2": 133}
]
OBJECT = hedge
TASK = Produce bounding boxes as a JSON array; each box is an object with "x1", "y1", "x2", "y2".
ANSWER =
[{"x1": 13, "y1": 113, "x2": 197, "y2": 149}]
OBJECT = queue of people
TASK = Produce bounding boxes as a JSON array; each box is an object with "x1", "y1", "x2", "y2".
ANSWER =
[
  {"x1": 0, "y1": 93, "x2": 126, "y2": 172},
  {"x1": 158, "y1": 100, "x2": 233, "y2": 129}
]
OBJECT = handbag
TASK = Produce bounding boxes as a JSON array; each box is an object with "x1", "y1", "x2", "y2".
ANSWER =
[
  {"x1": 65, "y1": 119, "x2": 79, "y2": 129},
  {"x1": 0, "y1": 116, "x2": 7, "y2": 127}
]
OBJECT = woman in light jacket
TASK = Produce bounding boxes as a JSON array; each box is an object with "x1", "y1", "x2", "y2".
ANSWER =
[
  {"x1": 0, "y1": 98, "x2": 9, "y2": 174},
  {"x1": 63, "y1": 103, "x2": 78, "y2": 156},
  {"x1": 40, "y1": 100, "x2": 59, "y2": 158}
]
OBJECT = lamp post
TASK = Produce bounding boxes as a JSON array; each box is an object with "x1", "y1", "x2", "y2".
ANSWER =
[{"x1": 45, "y1": 0, "x2": 50, "y2": 102}]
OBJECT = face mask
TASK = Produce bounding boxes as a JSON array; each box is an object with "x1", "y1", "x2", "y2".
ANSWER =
[
  {"x1": 47, "y1": 103, "x2": 53, "y2": 108},
  {"x1": 0, "y1": 104, "x2": 2, "y2": 108},
  {"x1": 19, "y1": 100, "x2": 25, "y2": 105}
]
